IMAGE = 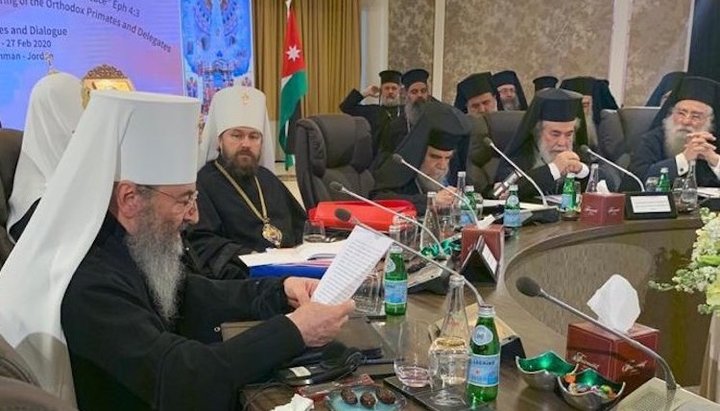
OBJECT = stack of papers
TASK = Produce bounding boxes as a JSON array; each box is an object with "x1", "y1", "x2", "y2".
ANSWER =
[
  {"x1": 240, "y1": 240, "x2": 347, "y2": 267},
  {"x1": 698, "y1": 187, "x2": 720, "y2": 198}
]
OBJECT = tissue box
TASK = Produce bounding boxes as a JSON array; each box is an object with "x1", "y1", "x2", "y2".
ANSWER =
[
  {"x1": 459, "y1": 224, "x2": 504, "y2": 264},
  {"x1": 580, "y1": 193, "x2": 625, "y2": 225},
  {"x1": 566, "y1": 322, "x2": 658, "y2": 395}
]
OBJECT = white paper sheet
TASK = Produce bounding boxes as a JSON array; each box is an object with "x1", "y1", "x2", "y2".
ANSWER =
[
  {"x1": 311, "y1": 226, "x2": 392, "y2": 305},
  {"x1": 239, "y1": 240, "x2": 347, "y2": 267},
  {"x1": 698, "y1": 187, "x2": 720, "y2": 198},
  {"x1": 484, "y1": 199, "x2": 557, "y2": 211},
  {"x1": 630, "y1": 195, "x2": 672, "y2": 213}
]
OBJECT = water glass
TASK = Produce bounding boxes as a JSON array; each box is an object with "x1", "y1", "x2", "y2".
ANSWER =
[
  {"x1": 574, "y1": 181, "x2": 582, "y2": 210},
  {"x1": 645, "y1": 176, "x2": 659, "y2": 193},
  {"x1": 672, "y1": 177, "x2": 685, "y2": 211},
  {"x1": 438, "y1": 214, "x2": 455, "y2": 241},
  {"x1": 392, "y1": 214, "x2": 418, "y2": 260},
  {"x1": 394, "y1": 320, "x2": 433, "y2": 388},
  {"x1": 303, "y1": 219, "x2": 325, "y2": 243},
  {"x1": 353, "y1": 268, "x2": 383, "y2": 316}
]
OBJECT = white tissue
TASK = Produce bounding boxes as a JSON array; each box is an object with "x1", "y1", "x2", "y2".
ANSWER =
[
  {"x1": 476, "y1": 214, "x2": 496, "y2": 229},
  {"x1": 270, "y1": 394, "x2": 314, "y2": 411},
  {"x1": 587, "y1": 274, "x2": 640, "y2": 332},
  {"x1": 596, "y1": 180, "x2": 610, "y2": 194}
]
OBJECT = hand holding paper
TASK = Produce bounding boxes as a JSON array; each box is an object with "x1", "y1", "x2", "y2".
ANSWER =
[{"x1": 311, "y1": 226, "x2": 393, "y2": 305}]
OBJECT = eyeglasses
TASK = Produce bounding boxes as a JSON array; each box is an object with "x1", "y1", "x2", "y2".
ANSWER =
[
  {"x1": 138, "y1": 185, "x2": 198, "y2": 213},
  {"x1": 673, "y1": 108, "x2": 708, "y2": 123}
]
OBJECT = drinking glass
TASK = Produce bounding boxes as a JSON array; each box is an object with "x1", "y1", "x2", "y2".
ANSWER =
[
  {"x1": 438, "y1": 214, "x2": 455, "y2": 241},
  {"x1": 645, "y1": 176, "x2": 659, "y2": 193},
  {"x1": 394, "y1": 320, "x2": 433, "y2": 388},
  {"x1": 303, "y1": 220, "x2": 326, "y2": 243},
  {"x1": 672, "y1": 177, "x2": 685, "y2": 211},
  {"x1": 353, "y1": 265, "x2": 384, "y2": 316},
  {"x1": 574, "y1": 181, "x2": 582, "y2": 210},
  {"x1": 392, "y1": 214, "x2": 418, "y2": 260}
]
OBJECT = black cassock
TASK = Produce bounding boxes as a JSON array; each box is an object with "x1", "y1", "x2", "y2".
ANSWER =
[
  {"x1": 630, "y1": 126, "x2": 720, "y2": 185},
  {"x1": 339, "y1": 89, "x2": 401, "y2": 156},
  {"x1": 185, "y1": 164, "x2": 306, "y2": 279},
  {"x1": 61, "y1": 215, "x2": 306, "y2": 411}
]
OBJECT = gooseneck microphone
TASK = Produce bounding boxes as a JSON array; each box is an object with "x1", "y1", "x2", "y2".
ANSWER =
[
  {"x1": 328, "y1": 181, "x2": 446, "y2": 259},
  {"x1": 483, "y1": 138, "x2": 549, "y2": 207},
  {"x1": 493, "y1": 171, "x2": 521, "y2": 199},
  {"x1": 515, "y1": 276, "x2": 677, "y2": 391},
  {"x1": 391, "y1": 154, "x2": 480, "y2": 227},
  {"x1": 335, "y1": 208, "x2": 484, "y2": 306},
  {"x1": 580, "y1": 145, "x2": 645, "y2": 192}
]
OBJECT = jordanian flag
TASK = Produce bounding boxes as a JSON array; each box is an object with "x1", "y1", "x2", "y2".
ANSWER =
[{"x1": 278, "y1": 0, "x2": 307, "y2": 168}]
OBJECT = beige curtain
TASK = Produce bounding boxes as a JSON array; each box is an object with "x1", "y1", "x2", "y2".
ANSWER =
[{"x1": 253, "y1": 0, "x2": 361, "y2": 121}]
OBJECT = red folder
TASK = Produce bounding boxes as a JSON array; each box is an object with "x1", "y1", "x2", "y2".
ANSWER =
[{"x1": 308, "y1": 200, "x2": 417, "y2": 232}]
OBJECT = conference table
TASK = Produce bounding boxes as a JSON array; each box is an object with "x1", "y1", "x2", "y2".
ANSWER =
[{"x1": 240, "y1": 215, "x2": 707, "y2": 410}]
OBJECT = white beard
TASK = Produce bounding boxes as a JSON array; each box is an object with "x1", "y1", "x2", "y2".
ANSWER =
[
  {"x1": 537, "y1": 141, "x2": 556, "y2": 165},
  {"x1": 126, "y1": 207, "x2": 186, "y2": 323},
  {"x1": 661, "y1": 115, "x2": 713, "y2": 157}
]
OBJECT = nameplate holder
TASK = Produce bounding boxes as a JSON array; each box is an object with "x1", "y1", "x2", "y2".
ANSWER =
[
  {"x1": 459, "y1": 236, "x2": 498, "y2": 285},
  {"x1": 624, "y1": 192, "x2": 677, "y2": 220}
]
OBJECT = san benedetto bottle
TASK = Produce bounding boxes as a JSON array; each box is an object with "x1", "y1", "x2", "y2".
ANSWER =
[
  {"x1": 383, "y1": 225, "x2": 407, "y2": 316},
  {"x1": 466, "y1": 304, "x2": 500, "y2": 405}
]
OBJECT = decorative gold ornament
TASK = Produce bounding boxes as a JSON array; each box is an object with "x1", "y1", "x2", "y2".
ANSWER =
[
  {"x1": 214, "y1": 161, "x2": 284, "y2": 247},
  {"x1": 262, "y1": 223, "x2": 283, "y2": 248},
  {"x1": 81, "y1": 64, "x2": 135, "y2": 108}
]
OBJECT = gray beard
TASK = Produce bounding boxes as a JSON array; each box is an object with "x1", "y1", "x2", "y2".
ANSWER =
[
  {"x1": 126, "y1": 207, "x2": 185, "y2": 323},
  {"x1": 416, "y1": 172, "x2": 446, "y2": 193},
  {"x1": 404, "y1": 99, "x2": 426, "y2": 127},
  {"x1": 502, "y1": 96, "x2": 520, "y2": 111},
  {"x1": 382, "y1": 95, "x2": 401, "y2": 107}
]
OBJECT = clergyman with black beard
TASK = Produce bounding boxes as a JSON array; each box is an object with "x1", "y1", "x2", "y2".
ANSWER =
[
  {"x1": 53, "y1": 91, "x2": 354, "y2": 411},
  {"x1": 185, "y1": 86, "x2": 306, "y2": 280},
  {"x1": 371, "y1": 68, "x2": 431, "y2": 169},
  {"x1": 630, "y1": 76, "x2": 720, "y2": 186}
]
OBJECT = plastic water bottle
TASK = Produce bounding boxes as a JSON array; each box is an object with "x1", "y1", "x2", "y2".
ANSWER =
[{"x1": 504, "y1": 184, "x2": 521, "y2": 237}]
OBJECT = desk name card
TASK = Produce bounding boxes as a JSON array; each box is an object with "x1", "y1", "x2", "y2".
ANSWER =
[{"x1": 624, "y1": 193, "x2": 677, "y2": 220}]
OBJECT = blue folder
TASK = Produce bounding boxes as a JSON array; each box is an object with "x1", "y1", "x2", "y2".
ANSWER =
[{"x1": 249, "y1": 263, "x2": 328, "y2": 279}]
